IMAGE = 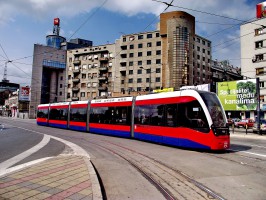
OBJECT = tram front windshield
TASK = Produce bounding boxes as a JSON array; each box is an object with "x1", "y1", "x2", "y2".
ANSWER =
[{"x1": 199, "y1": 92, "x2": 227, "y2": 127}]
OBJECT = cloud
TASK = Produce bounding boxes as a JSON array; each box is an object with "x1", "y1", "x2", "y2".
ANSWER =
[{"x1": 0, "y1": 0, "x2": 261, "y2": 80}]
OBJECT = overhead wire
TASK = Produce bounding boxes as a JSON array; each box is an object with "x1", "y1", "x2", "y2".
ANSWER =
[{"x1": 1, "y1": 0, "x2": 109, "y2": 86}]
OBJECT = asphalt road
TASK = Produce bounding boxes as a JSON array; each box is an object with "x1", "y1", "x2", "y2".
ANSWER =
[{"x1": 0, "y1": 117, "x2": 265, "y2": 200}]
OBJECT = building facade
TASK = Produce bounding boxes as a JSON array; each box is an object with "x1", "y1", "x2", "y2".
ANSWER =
[
  {"x1": 66, "y1": 44, "x2": 115, "y2": 101},
  {"x1": 241, "y1": 4, "x2": 266, "y2": 118},
  {"x1": 65, "y1": 11, "x2": 212, "y2": 100}
]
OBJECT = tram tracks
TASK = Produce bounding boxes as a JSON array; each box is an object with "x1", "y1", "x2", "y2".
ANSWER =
[{"x1": 88, "y1": 140, "x2": 226, "y2": 200}]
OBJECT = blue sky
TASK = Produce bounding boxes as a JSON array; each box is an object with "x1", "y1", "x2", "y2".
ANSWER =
[{"x1": 0, "y1": 0, "x2": 263, "y2": 86}]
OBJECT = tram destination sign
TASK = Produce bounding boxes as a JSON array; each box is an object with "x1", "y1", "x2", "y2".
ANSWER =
[{"x1": 217, "y1": 79, "x2": 257, "y2": 111}]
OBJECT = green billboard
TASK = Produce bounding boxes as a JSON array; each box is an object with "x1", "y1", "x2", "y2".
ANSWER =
[{"x1": 217, "y1": 79, "x2": 257, "y2": 111}]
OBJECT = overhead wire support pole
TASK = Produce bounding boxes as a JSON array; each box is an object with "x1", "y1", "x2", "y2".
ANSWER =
[{"x1": 256, "y1": 77, "x2": 261, "y2": 135}]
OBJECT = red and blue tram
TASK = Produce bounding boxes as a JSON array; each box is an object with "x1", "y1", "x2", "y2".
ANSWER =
[{"x1": 36, "y1": 90, "x2": 230, "y2": 150}]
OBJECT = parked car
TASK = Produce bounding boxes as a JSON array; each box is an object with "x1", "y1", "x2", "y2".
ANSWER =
[
  {"x1": 235, "y1": 119, "x2": 254, "y2": 128},
  {"x1": 253, "y1": 119, "x2": 266, "y2": 133},
  {"x1": 227, "y1": 118, "x2": 240, "y2": 126}
]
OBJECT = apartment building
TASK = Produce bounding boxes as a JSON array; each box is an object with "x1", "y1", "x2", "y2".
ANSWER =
[
  {"x1": 241, "y1": 2, "x2": 266, "y2": 118},
  {"x1": 66, "y1": 11, "x2": 212, "y2": 100},
  {"x1": 66, "y1": 44, "x2": 115, "y2": 101}
]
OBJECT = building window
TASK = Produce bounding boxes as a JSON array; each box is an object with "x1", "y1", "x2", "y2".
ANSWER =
[
  {"x1": 202, "y1": 40, "x2": 206, "y2": 45},
  {"x1": 156, "y1": 77, "x2": 160, "y2": 82},
  {"x1": 202, "y1": 48, "x2": 205, "y2": 53},
  {"x1": 146, "y1": 78, "x2": 150, "y2": 83},
  {"x1": 123, "y1": 37, "x2": 126, "y2": 42},
  {"x1": 254, "y1": 54, "x2": 264, "y2": 62},
  {"x1": 121, "y1": 80, "x2": 124, "y2": 84},
  {"x1": 82, "y1": 74, "x2": 86, "y2": 79},
  {"x1": 129, "y1": 53, "x2": 134, "y2": 57},
  {"x1": 68, "y1": 75, "x2": 71, "y2": 80},
  {"x1": 156, "y1": 32, "x2": 160, "y2": 37},
  {"x1": 60, "y1": 76, "x2": 63, "y2": 81},
  {"x1": 138, "y1": 52, "x2": 142, "y2": 57},
  {"x1": 260, "y1": 81, "x2": 265, "y2": 87},
  {"x1": 138, "y1": 35, "x2": 143, "y2": 40},
  {"x1": 138, "y1": 61, "x2": 142, "y2": 65},
  {"x1": 255, "y1": 28, "x2": 266, "y2": 36},
  {"x1": 128, "y1": 78, "x2": 133, "y2": 83},
  {"x1": 138, "y1": 43, "x2": 143, "y2": 48},
  {"x1": 130, "y1": 44, "x2": 134, "y2": 49},
  {"x1": 129, "y1": 70, "x2": 133, "y2": 75},
  {"x1": 147, "y1": 60, "x2": 151, "y2": 65},
  {"x1": 156, "y1": 68, "x2": 161, "y2": 73},
  {"x1": 255, "y1": 41, "x2": 263, "y2": 48},
  {"x1": 156, "y1": 59, "x2": 161, "y2": 64},
  {"x1": 81, "y1": 92, "x2": 85, "y2": 97},
  {"x1": 147, "y1": 34, "x2": 152, "y2": 38},
  {"x1": 137, "y1": 78, "x2": 142, "y2": 83},
  {"x1": 197, "y1": 38, "x2": 200, "y2": 43},
  {"x1": 147, "y1": 51, "x2": 152, "y2": 56},
  {"x1": 256, "y1": 68, "x2": 264, "y2": 75},
  {"x1": 121, "y1": 45, "x2": 127, "y2": 50},
  {"x1": 197, "y1": 46, "x2": 200, "y2": 51},
  {"x1": 137, "y1": 69, "x2": 142, "y2": 74},
  {"x1": 156, "y1": 41, "x2": 161, "y2": 46},
  {"x1": 197, "y1": 55, "x2": 200, "y2": 60},
  {"x1": 60, "y1": 84, "x2": 63, "y2": 88},
  {"x1": 129, "y1": 61, "x2": 133, "y2": 66},
  {"x1": 156, "y1": 50, "x2": 161, "y2": 55},
  {"x1": 137, "y1": 87, "x2": 142, "y2": 91}
]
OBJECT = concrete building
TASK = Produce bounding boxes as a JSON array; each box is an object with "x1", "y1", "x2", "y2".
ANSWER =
[
  {"x1": 241, "y1": 2, "x2": 266, "y2": 118},
  {"x1": 66, "y1": 44, "x2": 115, "y2": 101},
  {"x1": 66, "y1": 11, "x2": 212, "y2": 100},
  {"x1": 29, "y1": 18, "x2": 92, "y2": 118}
]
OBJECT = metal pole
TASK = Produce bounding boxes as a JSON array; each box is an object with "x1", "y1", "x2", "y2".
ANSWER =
[{"x1": 256, "y1": 77, "x2": 261, "y2": 135}]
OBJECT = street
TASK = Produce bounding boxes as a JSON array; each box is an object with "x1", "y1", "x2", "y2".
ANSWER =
[{"x1": 0, "y1": 117, "x2": 266, "y2": 200}]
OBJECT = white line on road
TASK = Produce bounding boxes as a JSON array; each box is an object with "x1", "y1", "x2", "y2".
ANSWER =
[
  {"x1": 230, "y1": 149, "x2": 266, "y2": 158},
  {"x1": 0, "y1": 134, "x2": 50, "y2": 174}
]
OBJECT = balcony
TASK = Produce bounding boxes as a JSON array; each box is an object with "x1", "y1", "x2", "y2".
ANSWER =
[
  {"x1": 73, "y1": 69, "x2": 80, "y2": 74},
  {"x1": 99, "y1": 57, "x2": 109, "y2": 62},
  {"x1": 72, "y1": 78, "x2": 80, "y2": 83},
  {"x1": 73, "y1": 60, "x2": 81, "y2": 65},
  {"x1": 98, "y1": 76, "x2": 108, "y2": 81},
  {"x1": 98, "y1": 86, "x2": 107, "y2": 91},
  {"x1": 72, "y1": 97, "x2": 79, "y2": 101},
  {"x1": 72, "y1": 87, "x2": 80, "y2": 92},
  {"x1": 99, "y1": 66, "x2": 108, "y2": 71}
]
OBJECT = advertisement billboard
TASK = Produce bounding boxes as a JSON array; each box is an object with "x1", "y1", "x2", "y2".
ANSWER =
[
  {"x1": 217, "y1": 79, "x2": 257, "y2": 111},
  {"x1": 19, "y1": 86, "x2": 30, "y2": 101},
  {"x1": 257, "y1": 2, "x2": 266, "y2": 18}
]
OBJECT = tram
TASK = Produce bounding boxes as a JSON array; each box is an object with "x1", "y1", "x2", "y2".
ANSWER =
[{"x1": 37, "y1": 90, "x2": 230, "y2": 150}]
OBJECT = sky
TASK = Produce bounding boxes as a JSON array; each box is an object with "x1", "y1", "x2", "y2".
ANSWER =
[{"x1": 0, "y1": 0, "x2": 263, "y2": 86}]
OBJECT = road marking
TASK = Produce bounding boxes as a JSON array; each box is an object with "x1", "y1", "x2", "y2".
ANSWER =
[
  {"x1": 230, "y1": 149, "x2": 266, "y2": 158},
  {"x1": 0, "y1": 134, "x2": 50, "y2": 173},
  {"x1": 0, "y1": 157, "x2": 52, "y2": 177}
]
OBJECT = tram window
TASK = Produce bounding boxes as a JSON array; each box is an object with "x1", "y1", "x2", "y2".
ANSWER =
[
  {"x1": 150, "y1": 104, "x2": 164, "y2": 126},
  {"x1": 49, "y1": 108, "x2": 68, "y2": 121},
  {"x1": 90, "y1": 106, "x2": 131, "y2": 125},
  {"x1": 177, "y1": 100, "x2": 208, "y2": 129},
  {"x1": 134, "y1": 105, "x2": 150, "y2": 125},
  {"x1": 166, "y1": 104, "x2": 177, "y2": 127},
  {"x1": 70, "y1": 108, "x2": 87, "y2": 122},
  {"x1": 89, "y1": 107, "x2": 108, "y2": 123},
  {"x1": 37, "y1": 109, "x2": 48, "y2": 118},
  {"x1": 115, "y1": 106, "x2": 131, "y2": 125}
]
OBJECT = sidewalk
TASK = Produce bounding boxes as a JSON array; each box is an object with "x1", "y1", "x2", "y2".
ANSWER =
[
  {"x1": 0, "y1": 155, "x2": 102, "y2": 200},
  {"x1": 229, "y1": 127, "x2": 266, "y2": 140}
]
